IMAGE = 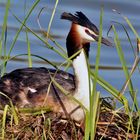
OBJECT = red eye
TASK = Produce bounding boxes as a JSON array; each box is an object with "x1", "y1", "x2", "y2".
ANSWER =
[{"x1": 85, "y1": 29, "x2": 90, "y2": 35}]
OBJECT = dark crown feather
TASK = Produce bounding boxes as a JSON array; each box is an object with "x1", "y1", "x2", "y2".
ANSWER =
[{"x1": 61, "y1": 11, "x2": 99, "y2": 35}]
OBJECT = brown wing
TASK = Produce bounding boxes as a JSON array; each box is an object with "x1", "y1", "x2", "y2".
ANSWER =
[{"x1": 0, "y1": 67, "x2": 75, "y2": 107}]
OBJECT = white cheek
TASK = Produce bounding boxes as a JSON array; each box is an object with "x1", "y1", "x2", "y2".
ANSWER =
[{"x1": 77, "y1": 25, "x2": 95, "y2": 41}]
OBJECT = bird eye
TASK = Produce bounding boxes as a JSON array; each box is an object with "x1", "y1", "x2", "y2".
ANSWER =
[{"x1": 85, "y1": 29, "x2": 90, "y2": 35}]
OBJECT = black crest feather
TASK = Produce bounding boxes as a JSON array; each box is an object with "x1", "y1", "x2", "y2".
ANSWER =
[{"x1": 61, "y1": 11, "x2": 99, "y2": 35}]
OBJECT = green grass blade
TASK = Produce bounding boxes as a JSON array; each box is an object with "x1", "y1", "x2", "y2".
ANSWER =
[
  {"x1": 50, "y1": 76, "x2": 87, "y2": 111},
  {"x1": 90, "y1": 71, "x2": 127, "y2": 104},
  {"x1": 123, "y1": 16, "x2": 139, "y2": 39},
  {"x1": 7, "y1": 0, "x2": 41, "y2": 61},
  {"x1": 90, "y1": 7, "x2": 103, "y2": 140},
  {"x1": 84, "y1": 111, "x2": 90, "y2": 140},
  {"x1": 10, "y1": 103, "x2": 19, "y2": 125},
  {"x1": 112, "y1": 21, "x2": 136, "y2": 57},
  {"x1": 2, "y1": 105, "x2": 9, "y2": 140},
  {"x1": 11, "y1": 11, "x2": 69, "y2": 61},
  {"x1": 92, "y1": 6, "x2": 103, "y2": 100},
  {"x1": 0, "y1": 53, "x2": 58, "y2": 69},
  {"x1": 0, "y1": 91, "x2": 18, "y2": 125},
  {"x1": 135, "y1": 110, "x2": 140, "y2": 140},
  {"x1": 113, "y1": 9, "x2": 139, "y2": 39},
  {"x1": 90, "y1": 91, "x2": 100, "y2": 140},
  {"x1": 112, "y1": 25, "x2": 138, "y2": 110},
  {"x1": 25, "y1": 30, "x2": 32, "y2": 67},
  {"x1": 0, "y1": 0, "x2": 10, "y2": 75},
  {"x1": 46, "y1": 0, "x2": 59, "y2": 40},
  {"x1": 2, "y1": 25, "x2": 8, "y2": 75},
  {"x1": 0, "y1": 0, "x2": 10, "y2": 54}
]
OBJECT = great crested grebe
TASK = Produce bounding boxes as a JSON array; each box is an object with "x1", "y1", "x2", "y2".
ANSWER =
[{"x1": 0, "y1": 12, "x2": 112, "y2": 121}]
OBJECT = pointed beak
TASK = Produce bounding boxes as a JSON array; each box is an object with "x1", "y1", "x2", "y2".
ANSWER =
[
  {"x1": 85, "y1": 30, "x2": 112, "y2": 47},
  {"x1": 101, "y1": 37, "x2": 112, "y2": 47},
  {"x1": 91, "y1": 34, "x2": 112, "y2": 47}
]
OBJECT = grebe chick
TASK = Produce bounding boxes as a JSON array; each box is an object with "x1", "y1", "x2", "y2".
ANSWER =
[{"x1": 0, "y1": 12, "x2": 112, "y2": 121}]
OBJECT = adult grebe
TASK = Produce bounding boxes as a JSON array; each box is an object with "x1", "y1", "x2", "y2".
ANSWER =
[{"x1": 0, "y1": 12, "x2": 112, "y2": 121}]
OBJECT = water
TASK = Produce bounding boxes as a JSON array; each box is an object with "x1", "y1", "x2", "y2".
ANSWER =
[{"x1": 0, "y1": 0, "x2": 140, "y2": 101}]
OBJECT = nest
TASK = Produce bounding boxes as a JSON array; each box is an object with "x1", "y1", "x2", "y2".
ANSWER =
[
  {"x1": 0, "y1": 98, "x2": 139, "y2": 140},
  {"x1": 4, "y1": 112, "x2": 83, "y2": 140}
]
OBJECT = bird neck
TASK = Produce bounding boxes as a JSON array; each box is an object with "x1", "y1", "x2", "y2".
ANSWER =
[
  {"x1": 66, "y1": 23, "x2": 90, "y2": 59},
  {"x1": 72, "y1": 49, "x2": 90, "y2": 110}
]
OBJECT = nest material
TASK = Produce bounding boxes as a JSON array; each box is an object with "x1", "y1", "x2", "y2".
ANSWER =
[
  {"x1": 95, "y1": 98, "x2": 139, "y2": 140},
  {"x1": 0, "y1": 98, "x2": 139, "y2": 140},
  {"x1": 1, "y1": 112, "x2": 84, "y2": 140}
]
